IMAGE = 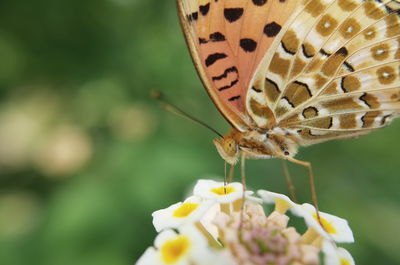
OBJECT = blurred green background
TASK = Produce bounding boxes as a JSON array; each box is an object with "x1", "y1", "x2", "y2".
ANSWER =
[{"x1": 0, "y1": 0, "x2": 399, "y2": 264}]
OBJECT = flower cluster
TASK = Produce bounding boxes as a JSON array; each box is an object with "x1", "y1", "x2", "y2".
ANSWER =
[{"x1": 136, "y1": 179, "x2": 355, "y2": 265}]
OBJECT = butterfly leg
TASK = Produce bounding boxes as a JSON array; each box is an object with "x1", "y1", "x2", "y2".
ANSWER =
[
  {"x1": 239, "y1": 154, "x2": 247, "y2": 229},
  {"x1": 240, "y1": 154, "x2": 247, "y2": 201},
  {"x1": 224, "y1": 162, "x2": 228, "y2": 188},
  {"x1": 228, "y1": 164, "x2": 235, "y2": 183},
  {"x1": 224, "y1": 162, "x2": 235, "y2": 186},
  {"x1": 223, "y1": 162, "x2": 231, "y2": 194},
  {"x1": 223, "y1": 162, "x2": 236, "y2": 196},
  {"x1": 280, "y1": 160, "x2": 297, "y2": 203},
  {"x1": 285, "y1": 157, "x2": 322, "y2": 223}
]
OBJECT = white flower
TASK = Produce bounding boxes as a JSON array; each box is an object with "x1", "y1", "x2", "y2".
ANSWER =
[
  {"x1": 152, "y1": 196, "x2": 215, "y2": 232},
  {"x1": 136, "y1": 247, "x2": 158, "y2": 265},
  {"x1": 296, "y1": 203, "x2": 354, "y2": 243},
  {"x1": 193, "y1": 179, "x2": 244, "y2": 204},
  {"x1": 258, "y1": 189, "x2": 298, "y2": 214},
  {"x1": 336, "y1": 247, "x2": 355, "y2": 265},
  {"x1": 244, "y1": 191, "x2": 263, "y2": 205},
  {"x1": 323, "y1": 241, "x2": 355, "y2": 265},
  {"x1": 136, "y1": 226, "x2": 211, "y2": 265},
  {"x1": 198, "y1": 203, "x2": 220, "y2": 240}
]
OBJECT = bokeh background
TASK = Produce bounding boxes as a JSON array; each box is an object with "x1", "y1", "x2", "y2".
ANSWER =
[{"x1": 0, "y1": 0, "x2": 399, "y2": 264}]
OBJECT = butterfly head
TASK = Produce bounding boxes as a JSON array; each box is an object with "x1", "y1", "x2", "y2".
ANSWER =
[{"x1": 213, "y1": 136, "x2": 240, "y2": 165}]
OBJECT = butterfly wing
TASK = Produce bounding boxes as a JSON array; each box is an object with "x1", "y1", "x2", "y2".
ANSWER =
[
  {"x1": 177, "y1": 0, "x2": 301, "y2": 131},
  {"x1": 247, "y1": 0, "x2": 400, "y2": 145}
]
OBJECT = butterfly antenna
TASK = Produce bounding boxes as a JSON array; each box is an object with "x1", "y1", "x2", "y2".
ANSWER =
[{"x1": 151, "y1": 90, "x2": 223, "y2": 138}]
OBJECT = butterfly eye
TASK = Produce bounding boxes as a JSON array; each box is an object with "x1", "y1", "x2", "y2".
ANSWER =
[
  {"x1": 223, "y1": 138, "x2": 237, "y2": 156},
  {"x1": 213, "y1": 138, "x2": 239, "y2": 165}
]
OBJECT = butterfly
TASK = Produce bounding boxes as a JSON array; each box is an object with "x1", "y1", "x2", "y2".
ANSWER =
[{"x1": 176, "y1": 0, "x2": 400, "y2": 167}]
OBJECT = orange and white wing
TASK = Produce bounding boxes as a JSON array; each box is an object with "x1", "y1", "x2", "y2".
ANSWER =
[
  {"x1": 177, "y1": 0, "x2": 301, "y2": 131},
  {"x1": 248, "y1": 0, "x2": 400, "y2": 145}
]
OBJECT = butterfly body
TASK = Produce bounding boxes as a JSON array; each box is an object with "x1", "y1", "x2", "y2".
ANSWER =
[
  {"x1": 214, "y1": 127, "x2": 300, "y2": 164},
  {"x1": 177, "y1": 0, "x2": 400, "y2": 164}
]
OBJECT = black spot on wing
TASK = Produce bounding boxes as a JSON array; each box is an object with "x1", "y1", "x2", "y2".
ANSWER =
[
  {"x1": 328, "y1": 117, "x2": 333, "y2": 128},
  {"x1": 187, "y1": 12, "x2": 198, "y2": 22},
  {"x1": 224, "y1": 8, "x2": 244, "y2": 23},
  {"x1": 294, "y1": 81, "x2": 312, "y2": 97},
  {"x1": 340, "y1": 77, "x2": 347, "y2": 93},
  {"x1": 264, "y1": 22, "x2": 282, "y2": 37},
  {"x1": 281, "y1": 41, "x2": 296, "y2": 55},
  {"x1": 336, "y1": 47, "x2": 349, "y2": 56},
  {"x1": 361, "y1": 113, "x2": 367, "y2": 128},
  {"x1": 205, "y1": 53, "x2": 227, "y2": 67},
  {"x1": 240, "y1": 38, "x2": 257, "y2": 52},
  {"x1": 228, "y1": 95, "x2": 241, "y2": 101},
  {"x1": 302, "y1": 106, "x2": 319, "y2": 117},
  {"x1": 320, "y1": 49, "x2": 331, "y2": 57},
  {"x1": 212, "y1": 66, "x2": 238, "y2": 81},
  {"x1": 199, "y1": 32, "x2": 226, "y2": 44},
  {"x1": 265, "y1": 78, "x2": 281, "y2": 94},
  {"x1": 301, "y1": 44, "x2": 313, "y2": 58},
  {"x1": 359, "y1": 93, "x2": 371, "y2": 107},
  {"x1": 199, "y1": 3, "x2": 210, "y2": 16},
  {"x1": 343, "y1": 61, "x2": 355, "y2": 72},
  {"x1": 252, "y1": 0, "x2": 267, "y2": 6},
  {"x1": 252, "y1": 86, "x2": 262, "y2": 93},
  {"x1": 209, "y1": 32, "x2": 226, "y2": 42},
  {"x1": 282, "y1": 96, "x2": 295, "y2": 108},
  {"x1": 199, "y1": 38, "x2": 208, "y2": 44},
  {"x1": 218, "y1": 79, "x2": 239, "y2": 91},
  {"x1": 381, "y1": 114, "x2": 392, "y2": 125}
]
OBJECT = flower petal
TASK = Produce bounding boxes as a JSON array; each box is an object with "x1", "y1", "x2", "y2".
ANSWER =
[
  {"x1": 193, "y1": 180, "x2": 244, "y2": 204},
  {"x1": 136, "y1": 247, "x2": 158, "y2": 265},
  {"x1": 152, "y1": 228, "x2": 209, "y2": 265},
  {"x1": 152, "y1": 196, "x2": 215, "y2": 232},
  {"x1": 323, "y1": 241, "x2": 355, "y2": 265},
  {"x1": 336, "y1": 247, "x2": 355, "y2": 265},
  {"x1": 296, "y1": 203, "x2": 354, "y2": 243},
  {"x1": 258, "y1": 190, "x2": 298, "y2": 214}
]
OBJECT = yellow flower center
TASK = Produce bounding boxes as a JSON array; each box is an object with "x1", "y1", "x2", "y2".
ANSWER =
[
  {"x1": 161, "y1": 236, "x2": 191, "y2": 264},
  {"x1": 211, "y1": 186, "x2": 235, "y2": 195},
  {"x1": 340, "y1": 258, "x2": 351, "y2": 265},
  {"x1": 313, "y1": 213, "x2": 337, "y2": 234},
  {"x1": 172, "y1": 202, "x2": 199, "y2": 218}
]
